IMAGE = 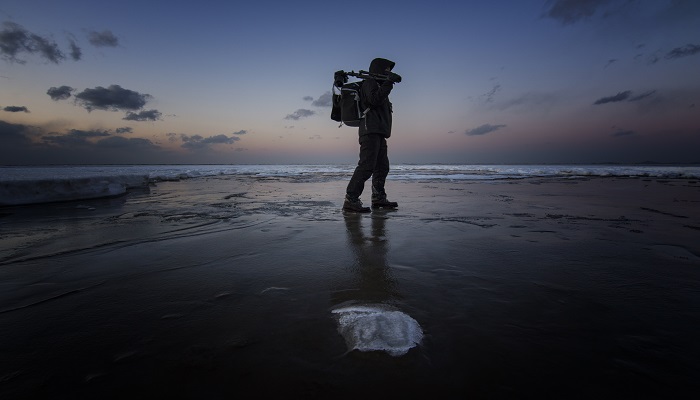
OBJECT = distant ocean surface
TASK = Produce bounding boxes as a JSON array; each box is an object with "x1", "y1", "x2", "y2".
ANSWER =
[{"x1": 1, "y1": 164, "x2": 699, "y2": 206}]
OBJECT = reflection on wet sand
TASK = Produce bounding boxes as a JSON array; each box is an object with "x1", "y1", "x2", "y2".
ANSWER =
[{"x1": 336, "y1": 212, "x2": 401, "y2": 305}]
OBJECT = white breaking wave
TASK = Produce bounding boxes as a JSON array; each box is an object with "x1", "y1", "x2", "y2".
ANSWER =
[
  {"x1": 0, "y1": 175, "x2": 149, "y2": 206},
  {"x1": 1, "y1": 164, "x2": 699, "y2": 206},
  {"x1": 332, "y1": 304, "x2": 423, "y2": 356}
]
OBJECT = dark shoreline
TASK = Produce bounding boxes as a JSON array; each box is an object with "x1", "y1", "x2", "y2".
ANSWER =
[{"x1": 1, "y1": 176, "x2": 699, "y2": 398}]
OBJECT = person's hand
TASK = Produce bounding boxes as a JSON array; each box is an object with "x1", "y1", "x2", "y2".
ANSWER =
[{"x1": 386, "y1": 72, "x2": 402, "y2": 83}]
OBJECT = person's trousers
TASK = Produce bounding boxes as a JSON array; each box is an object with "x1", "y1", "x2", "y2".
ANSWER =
[{"x1": 346, "y1": 134, "x2": 389, "y2": 200}]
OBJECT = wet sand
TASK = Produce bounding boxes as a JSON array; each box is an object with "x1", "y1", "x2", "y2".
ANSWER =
[{"x1": 1, "y1": 175, "x2": 699, "y2": 398}]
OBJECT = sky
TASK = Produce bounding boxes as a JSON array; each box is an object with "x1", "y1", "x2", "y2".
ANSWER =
[{"x1": 1, "y1": 0, "x2": 699, "y2": 165}]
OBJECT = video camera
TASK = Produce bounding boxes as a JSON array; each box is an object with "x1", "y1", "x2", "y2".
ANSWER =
[{"x1": 333, "y1": 70, "x2": 402, "y2": 87}]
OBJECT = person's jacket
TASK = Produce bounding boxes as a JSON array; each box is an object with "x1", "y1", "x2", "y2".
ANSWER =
[{"x1": 359, "y1": 58, "x2": 395, "y2": 138}]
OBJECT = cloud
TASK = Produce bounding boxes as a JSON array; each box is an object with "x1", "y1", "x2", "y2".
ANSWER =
[
  {"x1": 611, "y1": 129, "x2": 636, "y2": 137},
  {"x1": 0, "y1": 119, "x2": 170, "y2": 164},
  {"x1": 42, "y1": 128, "x2": 110, "y2": 147},
  {"x1": 3, "y1": 106, "x2": 30, "y2": 113},
  {"x1": 30, "y1": 33, "x2": 64, "y2": 64},
  {"x1": 495, "y1": 91, "x2": 560, "y2": 112},
  {"x1": 47, "y1": 85, "x2": 75, "y2": 101},
  {"x1": 465, "y1": 124, "x2": 507, "y2": 136},
  {"x1": 312, "y1": 92, "x2": 333, "y2": 107},
  {"x1": 0, "y1": 21, "x2": 65, "y2": 64},
  {"x1": 644, "y1": 53, "x2": 660, "y2": 65},
  {"x1": 543, "y1": 0, "x2": 618, "y2": 25},
  {"x1": 604, "y1": 58, "x2": 617, "y2": 68},
  {"x1": 88, "y1": 30, "x2": 119, "y2": 47},
  {"x1": 285, "y1": 109, "x2": 315, "y2": 120},
  {"x1": 303, "y1": 96, "x2": 313, "y2": 101},
  {"x1": 665, "y1": 44, "x2": 700, "y2": 60},
  {"x1": 232, "y1": 130, "x2": 247, "y2": 135},
  {"x1": 593, "y1": 90, "x2": 631, "y2": 105},
  {"x1": 593, "y1": 90, "x2": 658, "y2": 105},
  {"x1": 628, "y1": 90, "x2": 656, "y2": 102},
  {"x1": 180, "y1": 134, "x2": 240, "y2": 149},
  {"x1": 0, "y1": 119, "x2": 34, "y2": 146},
  {"x1": 115, "y1": 127, "x2": 133, "y2": 134},
  {"x1": 123, "y1": 109, "x2": 162, "y2": 121},
  {"x1": 68, "y1": 38, "x2": 82, "y2": 61},
  {"x1": 68, "y1": 129, "x2": 111, "y2": 138},
  {"x1": 75, "y1": 85, "x2": 151, "y2": 112},
  {"x1": 480, "y1": 84, "x2": 501, "y2": 103},
  {"x1": 95, "y1": 136, "x2": 157, "y2": 149}
]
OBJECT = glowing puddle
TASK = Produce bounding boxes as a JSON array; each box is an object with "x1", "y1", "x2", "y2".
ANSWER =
[{"x1": 332, "y1": 304, "x2": 423, "y2": 356}]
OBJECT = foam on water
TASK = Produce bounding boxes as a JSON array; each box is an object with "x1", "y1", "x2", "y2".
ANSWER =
[
  {"x1": 1, "y1": 164, "x2": 699, "y2": 206},
  {"x1": 0, "y1": 175, "x2": 149, "y2": 206},
  {"x1": 332, "y1": 304, "x2": 423, "y2": 356}
]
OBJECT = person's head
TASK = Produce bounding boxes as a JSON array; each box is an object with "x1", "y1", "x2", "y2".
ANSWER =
[{"x1": 369, "y1": 58, "x2": 395, "y2": 74}]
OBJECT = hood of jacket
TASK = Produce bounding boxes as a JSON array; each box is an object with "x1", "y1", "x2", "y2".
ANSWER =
[{"x1": 369, "y1": 58, "x2": 395, "y2": 75}]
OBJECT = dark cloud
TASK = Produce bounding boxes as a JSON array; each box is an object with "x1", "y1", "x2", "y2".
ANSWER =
[
  {"x1": 495, "y1": 91, "x2": 560, "y2": 112},
  {"x1": 465, "y1": 124, "x2": 507, "y2": 136},
  {"x1": 123, "y1": 109, "x2": 162, "y2": 121},
  {"x1": 593, "y1": 90, "x2": 658, "y2": 105},
  {"x1": 95, "y1": 136, "x2": 157, "y2": 149},
  {"x1": 312, "y1": 92, "x2": 333, "y2": 107},
  {"x1": 665, "y1": 44, "x2": 700, "y2": 60},
  {"x1": 0, "y1": 21, "x2": 65, "y2": 64},
  {"x1": 611, "y1": 129, "x2": 636, "y2": 137},
  {"x1": 88, "y1": 30, "x2": 119, "y2": 47},
  {"x1": 284, "y1": 109, "x2": 315, "y2": 120},
  {"x1": 68, "y1": 39, "x2": 82, "y2": 61},
  {"x1": 232, "y1": 130, "x2": 247, "y2": 135},
  {"x1": 75, "y1": 85, "x2": 151, "y2": 112},
  {"x1": 42, "y1": 129, "x2": 110, "y2": 147},
  {"x1": 180, "y1": 134, "x2": 240, "y2": 149},
  {"x1": 3, "y1": 106, "x2": 30, "y2": 113},
  {"x1": 0, "y1": 119, "x2": 170, "y2": 165},
  {"x1": 628, "y1": 90, "x2": 656, "y2": 102},
  {"x1": 604, "y1": 58, "x2": 617, "y2": 68},
  {"x1": 30, "y1": 33, "x2": 64, "y2": 63},
  {"x1": 115, "y1": 127, "x2": 133, "y2": 134},
  {"x1": 543, "y1": 0, "x2": 608, "y2": 24},
  {"x1": 0, "y1": 22, "x2": 28, "y2": 62},
  {"x1": 47, "y1": 85, "x2": 75, "y2": 101},
  {"x1": 480, "y1": 84, "x2": 501, "y2": 103},
  {"x1": 0, "y1": 119, "x2": 34, "y2": 146},
  {"x1": 63, "y1": 129, "x2": 110, "y2": 138},
  {"x1": 543, "y1": 0, "x2": 622, "y2": 25},
  {"x1": 644, "y1": 53, "x2": 660, "y2": 65},
  {"x1": 303, "y1": 96, "x2": 313, "y2": 101},
  {"x1": 593, "y1": 90, "x2": 631, "y2": 105}
]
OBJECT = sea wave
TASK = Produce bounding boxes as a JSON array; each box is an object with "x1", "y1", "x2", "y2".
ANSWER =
[{"x1": 1, "y1": 164, "x2": 698, "y2": 206}]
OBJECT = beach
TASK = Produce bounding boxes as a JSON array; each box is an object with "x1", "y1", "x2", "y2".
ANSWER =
[{"x1": 1, "y1": 172, "x2": 699, "y2": 398}]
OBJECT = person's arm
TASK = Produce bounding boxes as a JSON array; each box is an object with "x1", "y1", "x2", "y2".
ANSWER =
[{"x1": 362, "y1": 79, "x2": 393, "y2": 107}]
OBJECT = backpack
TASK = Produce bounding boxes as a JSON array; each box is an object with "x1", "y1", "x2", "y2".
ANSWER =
[{"x1": 331, "y1": 80, "x2": 368, "y2": 127}]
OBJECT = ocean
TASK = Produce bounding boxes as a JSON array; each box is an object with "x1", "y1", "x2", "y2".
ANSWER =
[{"x1": 2, "y1": 164, "x2": 699, "y2": 206}]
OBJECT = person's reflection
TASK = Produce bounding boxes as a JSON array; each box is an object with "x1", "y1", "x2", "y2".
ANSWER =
[{"x1": 334, "y1": 212, "x2": 400, "y2": 305}]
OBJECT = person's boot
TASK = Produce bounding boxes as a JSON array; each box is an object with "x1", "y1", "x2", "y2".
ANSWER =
[
  {"x1": 371, "y1": 195, "x2": 398, "y2": 209},
  {"x1": 343, "y1": 196, "x2": 371, "y2": 213}
]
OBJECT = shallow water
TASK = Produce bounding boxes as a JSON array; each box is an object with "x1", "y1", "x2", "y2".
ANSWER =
[{"x1": 1, "y1": 175, "x2": 699, "y2": 398}]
